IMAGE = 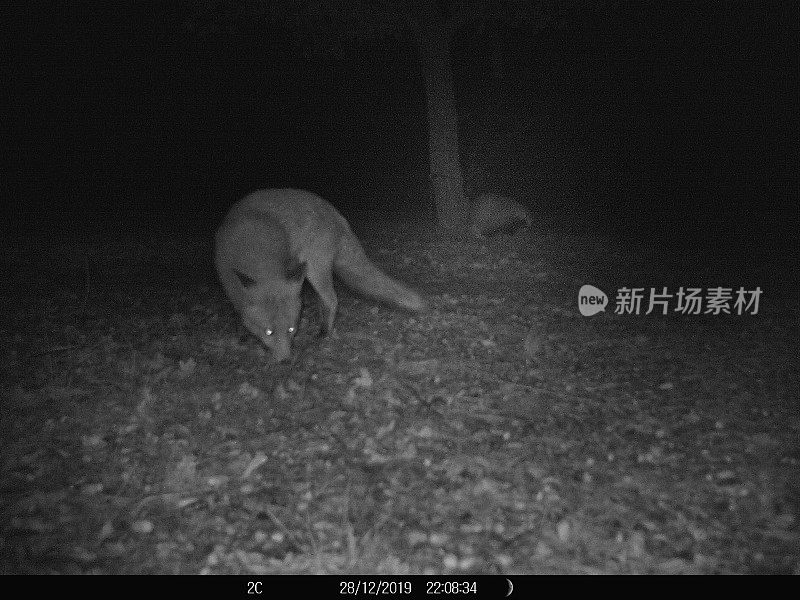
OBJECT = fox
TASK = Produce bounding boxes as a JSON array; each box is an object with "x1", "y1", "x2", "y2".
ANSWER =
[
  {"x1": 469, "y1": 193, "x2": 532, "y2": 237},
  {"x1": 214, "y1": 188, "x2": 428, "y2": 362}
]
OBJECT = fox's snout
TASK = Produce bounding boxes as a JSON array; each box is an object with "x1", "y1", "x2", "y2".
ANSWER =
[
  {"x1": 268, "y1": 345, "x2": 292, "y2": 364},
  {"x1": 257, "y1": 332, "x2": 292, "y2": 364}
]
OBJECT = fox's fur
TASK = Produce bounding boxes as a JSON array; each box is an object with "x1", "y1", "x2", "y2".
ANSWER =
[
  {"x1": 214, "y1": 189, "x2": 427, "y2": 362},
  {"x1": 470, "y1": 193, "x2": 532, "y2": 237}
]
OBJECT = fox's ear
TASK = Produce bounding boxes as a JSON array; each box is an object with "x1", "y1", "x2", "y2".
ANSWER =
[
  {"x1": 233, "y1": 269, "x2": 257, "y2": 287},
  {"x1": 285, "y1": 258, "x2": 307, "y2": 283}
]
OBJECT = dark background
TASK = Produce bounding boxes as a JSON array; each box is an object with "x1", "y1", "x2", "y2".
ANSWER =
[{"x1": 4, "y1": 2, "x2": 797, "y2": 288}]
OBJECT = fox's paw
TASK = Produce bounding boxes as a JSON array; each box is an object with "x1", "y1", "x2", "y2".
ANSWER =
[
  {"x1": 319, "y1": 327, "x2": 340, "y2": 340},
  {"x1": 318, "y1": 325, "x2": 337, "y2": 339}
]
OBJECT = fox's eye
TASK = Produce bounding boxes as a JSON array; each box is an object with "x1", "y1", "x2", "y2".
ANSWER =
[
  {"x1": 288, "y1": 326, "x2": 295, "y2": 335},
  {"x1": 264, "y1": 329, "x2": 274, "y2": 336}
]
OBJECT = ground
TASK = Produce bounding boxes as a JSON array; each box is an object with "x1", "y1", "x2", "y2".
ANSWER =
[{"x1": 0, "y1": 221, "x2": 797, "y2": 574}]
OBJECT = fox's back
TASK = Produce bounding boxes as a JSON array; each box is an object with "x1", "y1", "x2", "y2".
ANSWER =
[{"x1": 233, "y1": 189, "x2": 349, "y2": 238}]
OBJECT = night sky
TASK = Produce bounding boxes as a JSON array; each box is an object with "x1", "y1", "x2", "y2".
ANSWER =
[{"x1": 4, "y1": 2, "x2": 797, "y2": 286}]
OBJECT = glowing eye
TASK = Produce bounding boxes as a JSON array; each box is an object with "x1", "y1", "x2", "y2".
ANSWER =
[
  {"x1": 264, "y1": 329, "x2": 274, "y2": 336},
  {"x1": 288, "y1": 327, "x2": 295, "y2": 334}
]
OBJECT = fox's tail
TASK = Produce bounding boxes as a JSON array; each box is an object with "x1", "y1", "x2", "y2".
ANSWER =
[{"x1": 333, "y1": 232, "x2": 428, "y2": 313}]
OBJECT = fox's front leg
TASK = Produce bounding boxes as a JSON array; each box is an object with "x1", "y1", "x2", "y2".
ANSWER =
[{"x1": 307, "y1": 267, "x2": 337, "y2": 337}]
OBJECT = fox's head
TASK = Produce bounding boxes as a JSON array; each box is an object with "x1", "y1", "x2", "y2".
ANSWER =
[{"x1": 234, "y1": 260, "x2": 306, "y2": 363}]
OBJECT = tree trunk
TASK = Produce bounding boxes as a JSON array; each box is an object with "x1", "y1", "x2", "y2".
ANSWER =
[{"x1": 409, "y1": 1, "x2": 469, "y2": 233}]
